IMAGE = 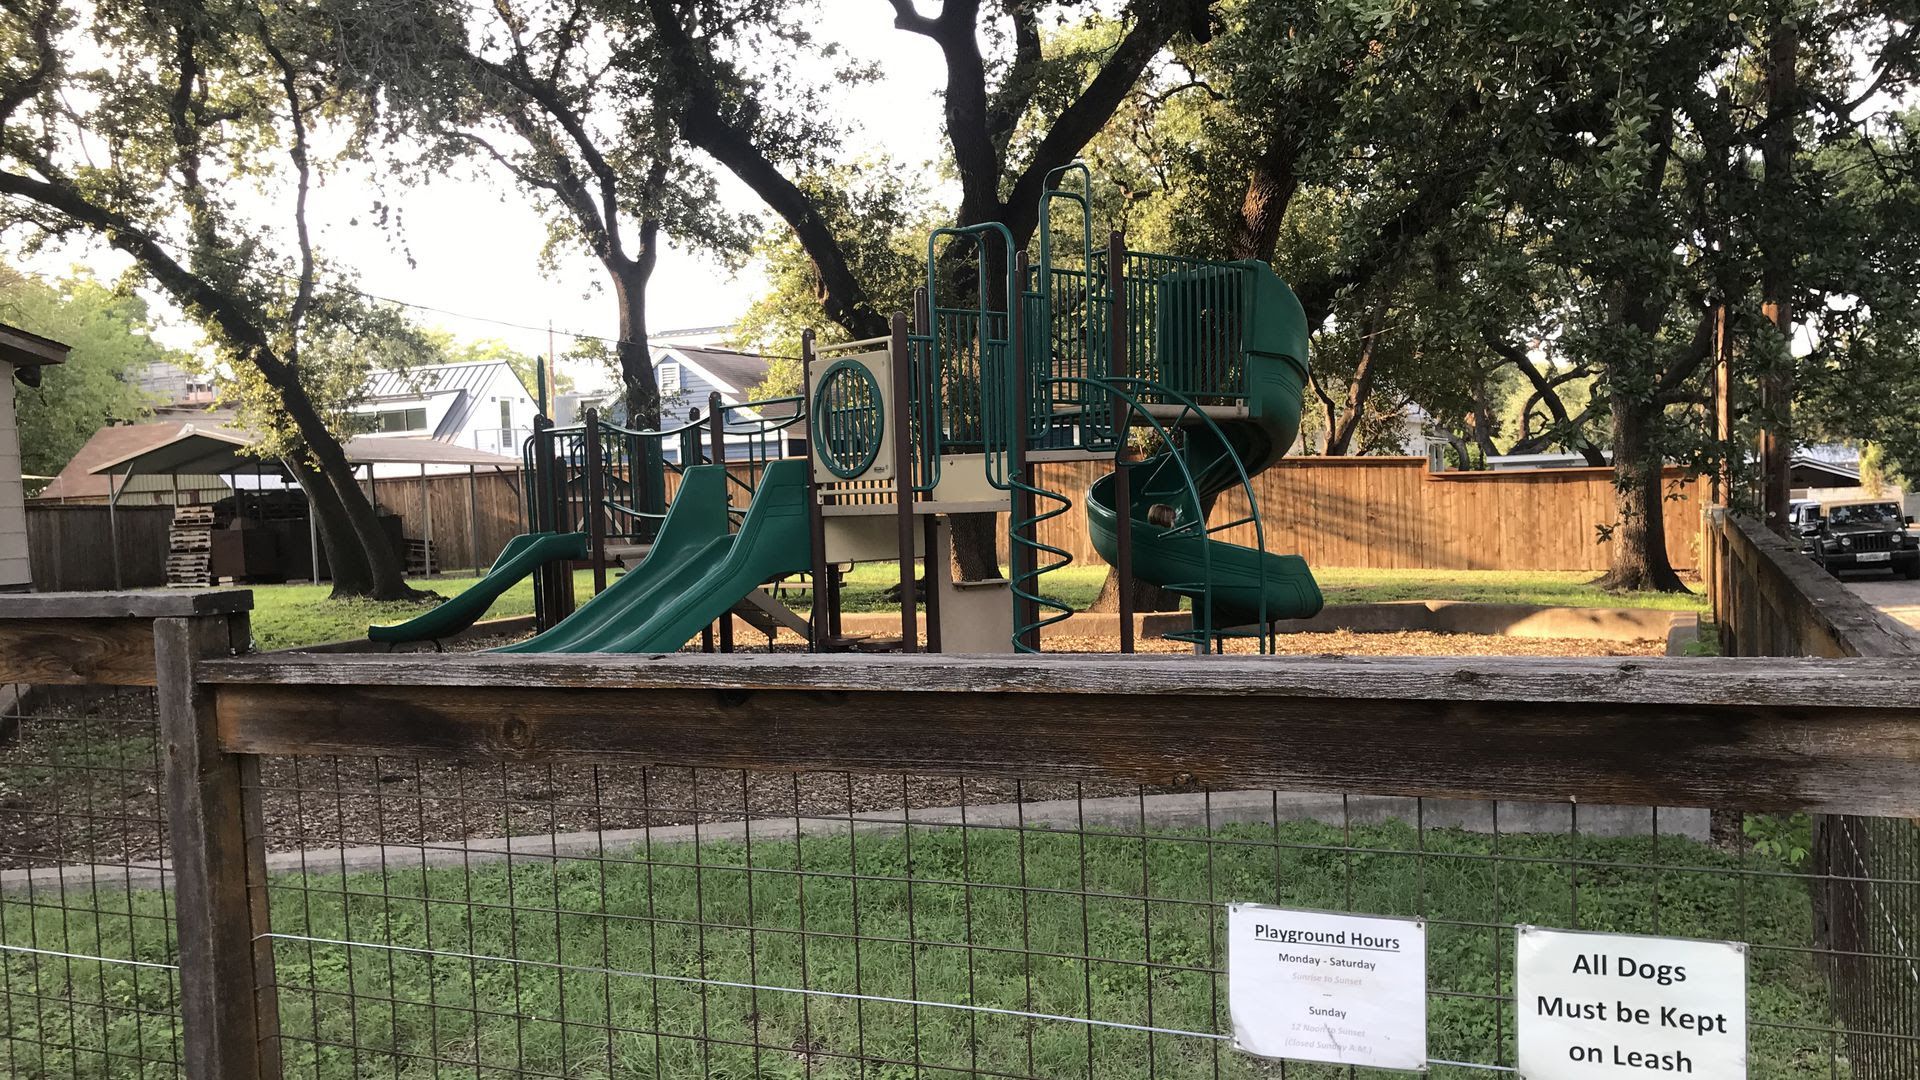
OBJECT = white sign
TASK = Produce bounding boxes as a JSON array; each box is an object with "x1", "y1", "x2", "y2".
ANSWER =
[
  {"x1": 1227, "y1": 904, "x2": 1427, "y2": 1070},
  {"x1": 1517, "y1": 926, "x2": 1746, "y2": 1078}
]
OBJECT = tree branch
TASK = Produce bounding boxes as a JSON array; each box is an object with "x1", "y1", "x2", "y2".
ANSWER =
[
  {"x1": 645, "y1": 0, "x2": 883, "y2": 336},
  {"x1": 255, "y1": 10, "x2": 316, "y2": 346},
  {"x1": 984, "y1": 1, "x2": 1042, "y2": 154},
  {"x1": 1000, "y1": 1, "x2": 1195, "y2": 238}
]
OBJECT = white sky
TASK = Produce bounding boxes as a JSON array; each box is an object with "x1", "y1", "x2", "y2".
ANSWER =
[{"x1": 20, "y1": 5, "x2": 956, "y2": 394}]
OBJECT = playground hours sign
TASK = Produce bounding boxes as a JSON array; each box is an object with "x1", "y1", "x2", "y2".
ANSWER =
[
  {"x1": 1227, "y1": 905, "x2": 1427, "y2": 1070},
  {"x1": 1517, "y1": 926, "x2": 1747, "y2": 1078}
]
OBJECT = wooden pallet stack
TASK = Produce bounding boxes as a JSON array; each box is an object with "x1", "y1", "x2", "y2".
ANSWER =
[
  {"x1": 405, "y1": 538, "x2": 438, "y2": 576},
  {"x1": 166, "y1": 505, "x2": 215, "y2": 587}
]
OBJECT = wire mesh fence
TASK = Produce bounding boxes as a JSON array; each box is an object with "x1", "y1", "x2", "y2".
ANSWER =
[
  {"x1": 213, "y1": 755, "x2": 1900, "y2": 1079},
  {"x1": 1817, "y1": 814, "x2": 1920, "y2": 1080},
  {"x1": 0, "y1": 686, "x2": 184, "y2": 1079}
]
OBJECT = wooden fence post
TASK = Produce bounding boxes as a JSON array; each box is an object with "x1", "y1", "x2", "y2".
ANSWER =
[{"x1": 156, "y1": 605, "x2": 279, "y2": 1080}]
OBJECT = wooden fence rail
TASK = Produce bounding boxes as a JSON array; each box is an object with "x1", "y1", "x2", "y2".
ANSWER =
[{"x1": 1706, "y1": 509, "x2": 1920, "y2": 1080}]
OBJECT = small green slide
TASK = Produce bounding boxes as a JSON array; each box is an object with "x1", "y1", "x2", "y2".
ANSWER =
[
  {"x1": 368, "y1": 530, "x2": 588, "y2": 645},
  {"x1": 1085, "y1": 260, "x2": 1323, "y2": 628},
  {"x1": 497, "y1": 459, "x2": 813, "y2": 654}
]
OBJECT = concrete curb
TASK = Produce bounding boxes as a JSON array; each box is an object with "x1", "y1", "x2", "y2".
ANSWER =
[
  {"x1": 1664, "y1": 613, "x2": 1703, "y2": 656},
  {"x1": 836, "y1": 601, "x2": 1683, "y2": 644},
  {"x1": 278, "y1": 614, "x2": 537, "y2": 654},
  {"x1": 0, "y1": 790, "x2": 1707, "y2": 895}
]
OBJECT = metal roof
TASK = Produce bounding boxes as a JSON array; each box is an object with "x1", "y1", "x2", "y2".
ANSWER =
[
  {"x1": 361, "y1": 360, "x2": 528, "y2": 440},
  {"x1": 86, "y1": 426, "x2": 519, "y2": 478}
]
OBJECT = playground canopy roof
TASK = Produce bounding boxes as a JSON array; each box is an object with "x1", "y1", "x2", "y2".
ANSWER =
[{"x1": 88, "y1": 424, "x2": 521, "y2": 479}]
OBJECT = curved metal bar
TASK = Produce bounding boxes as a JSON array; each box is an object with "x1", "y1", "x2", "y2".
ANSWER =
[{"x1": 1050, "y1": 374, "x2": 1274, "y2": 653}]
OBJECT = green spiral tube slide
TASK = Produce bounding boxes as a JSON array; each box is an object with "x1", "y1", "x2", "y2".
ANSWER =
[{"x1": 1085, "y1": 260, "x2": 1323, "y2": 628}]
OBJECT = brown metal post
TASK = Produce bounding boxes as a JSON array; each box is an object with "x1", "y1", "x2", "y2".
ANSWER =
[
  {"x1": 584, "y1": 407, "x2": 608, "y2": 596},
  {"x1": 890, "y1": 311, "x2": 919, "y2": 651},
  {"x1": 530, "y1": 416, "x2": 557, "y2": 629},
  {"x1": 801, "y1": 331, "x2": 832, "y2": 651},
  {"x1": 1011, "y1": 251, "x2": 1038, "y2": 652},
  {"x1": 1107, "y1": 230, "x2": 1134, "y2": 654},
  {"x1": 708, "y1": 391, "x2": 733, "y2": 651},
  {"x1": 1115, "y1": 461, "x2": 1135, "y2": 654},
  {"x1": 156, "y1": 606, "x2": 278, "y2": 1080}
]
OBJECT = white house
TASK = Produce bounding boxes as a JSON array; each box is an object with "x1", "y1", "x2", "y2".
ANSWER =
[
  {"x1": 584, "y1": 333, "x2": 802, "y2": 463},
  {"x1": 351, "y1": 359, "x2": 539, "y2": 474},
  {"x1": 1, "y1": 324, "x2": 70, "y2": 591}
]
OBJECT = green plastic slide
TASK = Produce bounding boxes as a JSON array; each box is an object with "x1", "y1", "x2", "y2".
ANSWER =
[
  {"x1": 1085, "y1": 260, "x2": 1324, "y2": 628},
  {"x1": 367, "y1": 530, "x2": 588, "y2": 645},
  {"x1": 497, "y1": 459, "x2": 814, "y2": 654}
]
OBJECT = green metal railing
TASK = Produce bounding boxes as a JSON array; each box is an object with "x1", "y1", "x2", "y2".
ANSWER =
[
  {"x1": 1120, "y1": 251, "x2": 1249, "y2": 407},
  {"x1": 522, "y1": 396, "x2": 805, "y2": 542}
]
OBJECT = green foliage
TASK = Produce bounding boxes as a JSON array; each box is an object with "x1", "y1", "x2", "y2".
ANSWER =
[
  {"x1": 217, "y1": 294, "x2": 441, "y2": 455},
  {"x1": 1743, "y1": 814, "x2": 1814, "y2": 871},
  {"x1": 0, "y1": 265, "x2": 166, "y2": 476},
  {"x1": 732, "y1": 161, "x2": 940, "y2": 362}
]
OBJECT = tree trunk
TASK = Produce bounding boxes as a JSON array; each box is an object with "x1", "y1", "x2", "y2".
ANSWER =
[
  {"x1": 948, "y1": 511, "x2": 1002, "y2": 581},
  {"x1": 1594, "y1": 389, "x2": 1686, "y2": 592},
  {"x1": 288, "y1": 456, "x2": 372, "y2": 598},
  {"x1": 258, "y1": 357, "x2": 422, "y2": 600},
  {"x1": 1088, "y1": 567, "x2": 1183, "y2": 613},
  {"x1": 612, "y1": 260, "x2": 661, "y2": 430},
  {"x1": 1757, "y1": 15, "x2": 1799, "y2": 533},
  {"x1": 1230, "y1": 141, "x2": 1300, "y2": 263}
]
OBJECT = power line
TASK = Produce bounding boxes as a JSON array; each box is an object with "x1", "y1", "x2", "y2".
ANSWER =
[{"x1": 2, "y1": 191, "x2": 809, "y2": 360}]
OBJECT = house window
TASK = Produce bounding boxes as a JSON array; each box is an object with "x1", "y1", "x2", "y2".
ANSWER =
[
  {"x1": 657, "y1": 362, "x2": 681, "y2": 395},
  {"x1": 374, "y1": 407, "x2": 428, "y2": 433},
  {"x1": 500, "y1": 399, "x2": 513, "y2": 431}
]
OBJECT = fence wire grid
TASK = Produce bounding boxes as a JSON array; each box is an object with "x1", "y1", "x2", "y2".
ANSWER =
[
  {"x1": 0, "y1": 687, "x2": 183, "y2": 1079},
  {"x1": 3, "y1": 690, "x2": 1918, "y2": 1079}
]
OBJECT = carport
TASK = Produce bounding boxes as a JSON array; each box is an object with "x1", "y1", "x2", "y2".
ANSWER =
[{"x1": 89, "y1": 426, "x2": 520, "y2": 585}]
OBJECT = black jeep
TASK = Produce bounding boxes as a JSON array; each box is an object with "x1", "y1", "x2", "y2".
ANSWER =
[{"x1": 1794, "y1": 499, "x2": 1920, "y2": 579}]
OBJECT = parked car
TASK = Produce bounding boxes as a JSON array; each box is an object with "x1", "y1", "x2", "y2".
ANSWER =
[{"x1": 1793, "y1": 498, "x2": 1920, "y2": 579}]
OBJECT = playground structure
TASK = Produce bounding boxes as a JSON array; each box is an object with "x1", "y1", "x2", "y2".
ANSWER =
[{"x1": 372, "y1": 169, "x2": 1324, "y2": 653}]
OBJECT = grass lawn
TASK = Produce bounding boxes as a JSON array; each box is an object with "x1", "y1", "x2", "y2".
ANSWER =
[
  {"x1": 0, "y1": 820, "x2": 1835, "y2": 1078},
  {"x1": 247, "y1": 563, "x2": 1701, "y2": 650}
]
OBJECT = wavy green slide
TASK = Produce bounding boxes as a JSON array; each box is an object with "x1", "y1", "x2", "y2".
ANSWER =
[
  {"x1": 1086, "y1": 260, "x2": 1323, "y2": 628},
  {"x1": 368, "y1": 530, "x2": 589, "y2": 644},
  {"x1": 497, "y1": 459, "x2": 813, "y2": 654}
]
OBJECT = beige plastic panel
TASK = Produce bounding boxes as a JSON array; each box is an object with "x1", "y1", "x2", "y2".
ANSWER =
[
  {"x1": 808, "y1": 347, "x2": 897, "y2": 486},
  {"x1": 823, "y1": 513, "x2": 924, "y2": 564},
  {"x1": 931, "y1": 454, "x2": 999, "y2": 505}
]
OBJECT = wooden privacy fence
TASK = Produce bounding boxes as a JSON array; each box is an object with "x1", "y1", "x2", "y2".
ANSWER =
[
  {"x1": 361, "y1": 467, "x2": 524, "y2": 572},
  {"x1": 24, "y1": 503, "x2": 172, "y2": 590},
  {"x1": 1032, "y1": 456, "x2": 1708, "y2": 572},
  {"x1": 1706, "y1": 508, "x2": 1920, "y2": 1080},
  {"x1": 402, "y1": 457, "x2": 1706, "y2": 574}
]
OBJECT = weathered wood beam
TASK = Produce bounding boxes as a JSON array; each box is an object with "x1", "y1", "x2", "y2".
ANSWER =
[
  {"x1": 204, "y1": 652, "x2": 1920, "y2": 817},
  {"x1": 0, "y1": 618, "x2": 163, "y2": 685},
  {"x1": 0, "y1": 589, "x2": 254, "y2": 619}
]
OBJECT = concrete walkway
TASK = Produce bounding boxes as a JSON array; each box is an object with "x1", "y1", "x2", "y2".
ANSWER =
[
  {"x1": 0, "y1": 790, "x2": 1708, "y2": 896},
  {"x1": 1844, "y1": 576, "x2": 1920, "y2": 637}
]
